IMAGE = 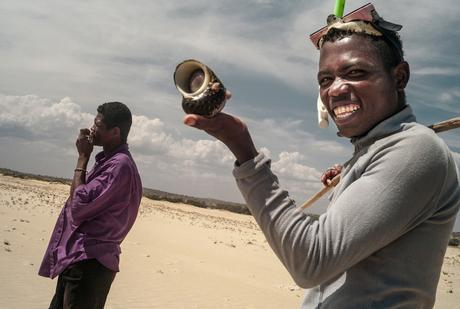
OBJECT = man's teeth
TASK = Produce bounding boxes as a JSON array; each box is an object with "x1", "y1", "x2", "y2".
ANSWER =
[{"x1": 334, "y1": 105, "x2": 360, "y2": 119}]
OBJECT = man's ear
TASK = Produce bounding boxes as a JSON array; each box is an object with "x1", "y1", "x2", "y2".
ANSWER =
[
  {"x1": 112, "y1": 127, "x2": 121, "y2": 141},
  {"x1": 393, "y1": 61, "x2": 410, "y2": 91}
]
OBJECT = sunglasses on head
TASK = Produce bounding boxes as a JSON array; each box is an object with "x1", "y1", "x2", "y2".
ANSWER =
[{"x1": 309, "y1": 3, "x2": 379, "y2": 49}]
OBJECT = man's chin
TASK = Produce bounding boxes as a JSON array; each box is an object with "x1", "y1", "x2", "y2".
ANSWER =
[
  {"x1": 337, "y1": 126, "x2": 370, "y2": 139},
  {"x1": 335, "y1": 125, "x2": 361, "y2": 138}
]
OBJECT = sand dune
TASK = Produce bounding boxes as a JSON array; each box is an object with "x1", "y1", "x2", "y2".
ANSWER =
[{"x1": 1, "y1": 173, "x2": 459, "y2": 308}]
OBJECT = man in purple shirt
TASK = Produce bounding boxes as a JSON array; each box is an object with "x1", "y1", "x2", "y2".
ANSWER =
[{"x1": 39, "y1": 102, "x2": 143, "y2": 309}]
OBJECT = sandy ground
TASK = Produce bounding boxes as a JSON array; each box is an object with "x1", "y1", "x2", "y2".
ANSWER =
[{"x1": 1, "y1": 174, "x2": 459, "y2": 309}]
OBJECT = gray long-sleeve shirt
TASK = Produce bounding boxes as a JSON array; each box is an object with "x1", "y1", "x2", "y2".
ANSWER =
[{"x1": 233, "y1": 106, "x2": 460, "y2": 308}]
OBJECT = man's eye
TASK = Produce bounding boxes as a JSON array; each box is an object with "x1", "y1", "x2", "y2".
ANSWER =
[
  {"x1": 348, "y1": 70, "x2": 365, "y2": 77},
  {"x1": 319, "y1": 77, "x2": 332, "y2": 87}
]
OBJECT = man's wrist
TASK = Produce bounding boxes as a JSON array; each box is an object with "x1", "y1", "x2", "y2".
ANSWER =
[
  {"x1": 234, "y1": 149, "x2": 258, "y2": 165},
  {"x1": 227, "y1": 141, "x2": 258, "y2": 164},
  {"x1": 76, "y1": 156, "x2": 90, "y2": 171},
  {"x1": 223, "y1": 130, "x2": 258, "y2": 164}
]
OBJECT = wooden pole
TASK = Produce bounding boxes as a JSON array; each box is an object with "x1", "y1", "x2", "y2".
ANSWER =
[
  {"x1": 299, "y1": 116, "x2": 460, "y2": 210},
  {"x1": 428, "y1": 117, "x2": 460, "y2": 133}
]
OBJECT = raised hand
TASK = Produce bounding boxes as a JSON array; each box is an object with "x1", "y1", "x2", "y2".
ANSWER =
[
  {"x1": 183, "y1": 92, "x2": 258, "y2": 164},
  {"x1": 76, "y1": 128, "x2": 94, "y2": 158},
  {"x1": 321, "y1": 164, "x2": 342, "y2": 186}
]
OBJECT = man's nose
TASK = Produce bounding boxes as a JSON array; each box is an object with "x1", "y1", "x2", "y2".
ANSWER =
[{"x1": 328, "y1": 77, "x2": 350, "y2": 97}]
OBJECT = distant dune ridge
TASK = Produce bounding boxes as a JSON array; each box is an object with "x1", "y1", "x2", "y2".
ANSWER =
[
  {"x1": 0, "y1": 167, "x2": 250, "y2": 215},
  {"x1": 0, "y1": 169, "x2": 459, "y2": 308}
]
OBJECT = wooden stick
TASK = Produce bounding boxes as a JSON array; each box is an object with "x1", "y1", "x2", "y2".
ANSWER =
[
  {"x1": 299, "y1": 116, "x2": 460, "y2": 210},
  {"x1": 428, "y1": 116, "x2": 460, "y2": 133},
  {"x1": 300, "y1": 174, "x2": 341, "y2": 209}
]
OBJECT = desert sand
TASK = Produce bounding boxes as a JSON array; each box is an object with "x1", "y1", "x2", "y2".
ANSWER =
[{"x1": 1, "y1": 173, "x2": 459, "y2": 309}]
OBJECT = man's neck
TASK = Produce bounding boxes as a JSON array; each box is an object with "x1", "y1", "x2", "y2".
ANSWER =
[{"x1": 103, "y1": 141, "x2": 123, "y2": 155}]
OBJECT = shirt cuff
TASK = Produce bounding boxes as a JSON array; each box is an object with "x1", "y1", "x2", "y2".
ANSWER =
[{"x1": 232, "y1": 151, "x2": 272, "y2": 180}]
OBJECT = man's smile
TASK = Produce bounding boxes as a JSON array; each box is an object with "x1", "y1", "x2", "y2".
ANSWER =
[{"x1": 333, "y1": 103, "x2": 360, "y2": 119}]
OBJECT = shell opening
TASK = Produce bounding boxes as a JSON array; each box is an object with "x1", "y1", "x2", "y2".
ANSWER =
[{"x1": 174, "y1": 60, "x2": 210, "y2": 98}]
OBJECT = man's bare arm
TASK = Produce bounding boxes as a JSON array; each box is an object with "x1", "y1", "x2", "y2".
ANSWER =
[{"x1": 70, "y1": 129, "x2": 93, "y2": 198}]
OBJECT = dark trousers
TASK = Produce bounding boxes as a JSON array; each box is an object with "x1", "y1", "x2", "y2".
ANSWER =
[{"x1": 49, "y1": 259, "x2": 116, "y2": 309}]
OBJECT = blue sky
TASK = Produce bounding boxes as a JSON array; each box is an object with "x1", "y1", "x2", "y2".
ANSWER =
[{"x1": 0, "y1": 0, "x2": 459, "y2": 230}]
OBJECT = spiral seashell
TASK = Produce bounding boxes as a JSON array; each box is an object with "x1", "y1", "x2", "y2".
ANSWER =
[{"x1": 173, "y1": 59, "x2": 227, "y2": 117}]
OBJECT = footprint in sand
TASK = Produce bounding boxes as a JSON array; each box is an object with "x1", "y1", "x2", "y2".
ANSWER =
[{"x1": 4, "y1": 239, "x2": 12, "y2": 252}]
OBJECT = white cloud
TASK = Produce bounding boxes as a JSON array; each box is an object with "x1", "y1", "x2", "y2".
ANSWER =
[
  {"x1": 246, "y1": 116, "x2": 350, "y2": 167},
  {"x1": 169, "y1": 139, "x2": 234, "y2": 166},
  {"x1": 272, "y1": 151, "x2": 321, "y2": 183},
  {"x1": 0, "y1": 94, "x2": 93, "y2": 141},
  {"x1": 265, "y1": 149, "x2": 324, "y2": 203},
  {"x1": 129, "y1": 116, "x2": 173, "y2": 155},
  {"x1": 439, "y1": 89, "x2": 460, "y2": 104},
  {"x1": 0, "y1": 93, "x2": 235, "y2": 168}
]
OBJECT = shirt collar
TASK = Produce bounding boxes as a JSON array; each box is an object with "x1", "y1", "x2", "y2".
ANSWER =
[
  {"x1": 351, "y1": 105, "x2": 416, "y2": 152},
  {"x1": 95, "y1": 143, "x2": 129, "y2": 163}
]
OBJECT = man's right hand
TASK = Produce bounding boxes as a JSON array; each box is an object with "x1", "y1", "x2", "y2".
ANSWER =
[
  {"x1": 183, "y1": 112, "x2": 258, "y2": 164},
  {"x1": 76, "y1": 128, "x2": 93, "y2": 158}
]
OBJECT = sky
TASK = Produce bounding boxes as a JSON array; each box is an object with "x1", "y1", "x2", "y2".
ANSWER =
[{"x1": 0, "y1": 0, "x2": 459, "y2": 230}]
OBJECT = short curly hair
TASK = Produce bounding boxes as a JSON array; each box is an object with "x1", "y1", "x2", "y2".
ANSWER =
[
  {"x1": 321, "y1": 27, "x2": 404, "y2": 71},
  {"x1": 97, "y1": 102, "x2": 132, "y2": 143}
]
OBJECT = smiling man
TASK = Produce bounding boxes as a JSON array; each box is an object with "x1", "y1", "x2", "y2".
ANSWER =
[
  {"x1": 39, "y1": 102, "x2": 142, "y2": 309},
  {"x1": 317, "y1": 35, "x2": 408, "y2": 138},
  {"x1": 184, "y1": 3, "x2": 460, "y2": 308}
]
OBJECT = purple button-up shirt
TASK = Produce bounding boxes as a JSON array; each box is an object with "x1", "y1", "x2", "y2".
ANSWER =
[{"x1": 39, "y1": 144, "x2": 142, "y2": 279}]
